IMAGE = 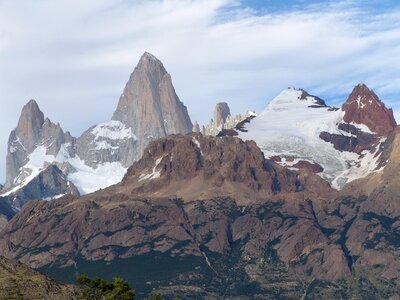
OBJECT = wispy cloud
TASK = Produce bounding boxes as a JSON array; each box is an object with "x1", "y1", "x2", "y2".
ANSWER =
[{"x1": 0, "y1": 0, "x2": 400, "y2": 182}]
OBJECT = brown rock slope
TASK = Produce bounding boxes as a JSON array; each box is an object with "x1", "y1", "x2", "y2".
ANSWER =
[
  {"x1": 333, "y1": 126, "x2": 400, "y2": 290},
  {"x1": 1, "y1": 134, "x2": 399, "y2": 298},
  {"x1": 0, "y1": 256, "x2": 79, "y2": 299},
  {"x1": 110, "y1": 133, "x2": 332, "y2": 202}
]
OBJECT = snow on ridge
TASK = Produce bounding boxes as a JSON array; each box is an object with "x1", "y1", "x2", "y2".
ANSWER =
[
  {"x1": 1, "y1": 143, "x2": 128, "y2": 197},
  {"x1": 43, "y1": 194, "x2": 65, "y2": 201},
  {"x1": 1, "y1": 146, "x2": 55, "y2": 196},
  {"x1": 349, "y1": 122, "x2": 375, "y2": 134},
  {"x1": 239, "y1": 88, "x2": 385, "y2": 189},
  {"x1": 92, "y1": 120, "x2": 137, "y2": 141},
  {"x1": 262, "y1": 88, "x2": 324, "y2": 115}
]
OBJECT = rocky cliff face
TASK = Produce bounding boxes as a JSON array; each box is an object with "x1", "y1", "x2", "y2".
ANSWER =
[
  {"x1": 342, "y1": 84, "x2": 396, "y2": 136},
  {"x1": 213, "y1": 102, "x2": 230, "y2": 128},
  {"x1": 2, "y1": 52, "x2": 193, "y2": 205},
  {"x1": 112, "y1": 52, "x2": 192, "y2": 160}
]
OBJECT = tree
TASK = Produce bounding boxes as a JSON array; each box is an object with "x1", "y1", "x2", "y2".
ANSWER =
[
  {"x1": 77, "y1": 274, "x2": 135, "y2": 300},
  {"x1": 143, "y1": 292, "x2": 164, "y2": 300},
  {"x1": 143, "y1": 293, "x2": 182, "y2": 300}
]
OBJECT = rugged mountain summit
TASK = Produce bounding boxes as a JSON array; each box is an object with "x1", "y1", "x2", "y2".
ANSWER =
[
  {"x1": 203, "y1": 102, "x2": 256, "y2": 136},
  {"x1": 239, "y1": 86, "x2": 396, "y2": 189},
  {"x1": 109, "y1": 133, "x2": 331, "y2": 201},
  {"x1": 5, "y1": 100, "x2": 74, "y2": 189},
  {"x1": 112, "y1": 52, "x2": 192, "y2": 158},
  {"x1": 342, "y1": 84, "x2": 396, "y2": 136},
  {"x1": 2, "y1": 164, "x2": 79, "y2": 209},
  {"x1": 2, "y1": 52, "x2": 193, "y2": 204},
  {"x1": 14, "y1": 99, "x2": 45, "y2": 152},
  {"x1": 213, "y1": 102, "x2": 231, "y2": 128}
]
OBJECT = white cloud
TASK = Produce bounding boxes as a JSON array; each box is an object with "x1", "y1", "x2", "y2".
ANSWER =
[{"x1": 0, "y1": 0, "x2": 400, "y2": 183}]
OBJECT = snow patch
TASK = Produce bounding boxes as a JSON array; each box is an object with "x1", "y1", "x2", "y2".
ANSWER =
[
  {"x1": 92, "y1": 120, "x2": 136, "y2": 141},
  {"x1": 349, "y1": 122, "x2": 375, "y2": 134},
  {"x1": 67, "y1": 158, "x2": 127, "y2": 194},
  {"x1": 192, "y1": 137, "x2": 203, "y2": 156},
  {"x1": 43, "y1": 194, "x2": 65, "y2": 201},
  {"x1": 139, "y1": 156, "x2": 163, "y2": 182},
  {"x1": 247, "y1": 110, "x2": 257, "y2": 117}
]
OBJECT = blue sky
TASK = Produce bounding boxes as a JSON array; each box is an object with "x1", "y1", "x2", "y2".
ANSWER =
[
  {"x1": 241, "y1": 0, "x2": 400, "y2": 12},
  {"x1": 1, "y1": 0, "x2": 400, "y2": 183}
]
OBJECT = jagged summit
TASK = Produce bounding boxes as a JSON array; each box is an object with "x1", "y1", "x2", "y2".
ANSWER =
[
  {"x1": 15, "y1": 99, "x2": 45, "y2": 151},
  {"x1": 214, "y1": 102, "x2": 231, "y2": 128},
  {"x1": 3, "y1": 52, "x2": 194, "y2": 205},
  {"x1": 112, "y1": 52, "x2": 192, "y2": 159},
  {"x1": 342, "y1": 83, "x2": 396, "y2": 136},
  {"x1": 266, "y1": 88, "x2": 327, "y2": 112},
  {"x1": 140, "y1": 51, "x2": 161, "y2": 63},
  {"x1": 239, "y1": 85, "x2": 396, "y2": 189}
]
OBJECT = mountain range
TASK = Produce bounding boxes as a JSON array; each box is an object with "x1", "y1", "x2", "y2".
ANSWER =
[
  {"x1": 0, "y1": 52, "x2": 192, "y2": 210},
  {"x1": 0, "y1": 52, "x2": 399, "y2": 299}
]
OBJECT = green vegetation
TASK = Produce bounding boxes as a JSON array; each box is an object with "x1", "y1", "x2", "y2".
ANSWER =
[
  {"x1": 77, "y1": 275, "x2": 183, "y2": 300},
  {"x1": 77, "y1": 274, "x2": 135, "y2": 300}
]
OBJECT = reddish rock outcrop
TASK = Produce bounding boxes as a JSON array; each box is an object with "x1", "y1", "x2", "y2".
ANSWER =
[
  {"x1": 342, "y1": 84, "x2": 396, "y2": 136},
  {"x1": 292, "y1": 160, "x2": 323, "y2": 173}
]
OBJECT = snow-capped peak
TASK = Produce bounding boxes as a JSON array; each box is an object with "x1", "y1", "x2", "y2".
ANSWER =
[
  {"x1": 264, "y1": 88, "x2": 326, "y2": 114},
  {"x1": 239, "y1": 87, "x2": 389, "y2": 189}
]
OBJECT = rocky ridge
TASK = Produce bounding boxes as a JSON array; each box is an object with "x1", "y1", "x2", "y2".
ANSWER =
[
  {"x1": 342, "y1": 83, "x2": 396, "y2": 136},
  {"x1": 4, "y1": 133, "x2": 400, "y2": 298},
  {"x1": 1, "y1": 164, "x2": 79, "y2": 209},
  {"x1": 1, "y1": 52, "x2": 192, "y2": 207},
  {"x1": 202, "y1": 102, "x2": 256, "y2": 136},
  {"x1": 238, "y1": 85, "x2": 396, "y2": 189}
]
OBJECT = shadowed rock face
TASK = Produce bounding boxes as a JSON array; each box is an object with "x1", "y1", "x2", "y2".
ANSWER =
[
  {"x1": 2, "y1": 164, "x2": 79, "y2": 209},
  {"x1": 342, "y1": 84, "x2": 396, "y2": 136}
]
